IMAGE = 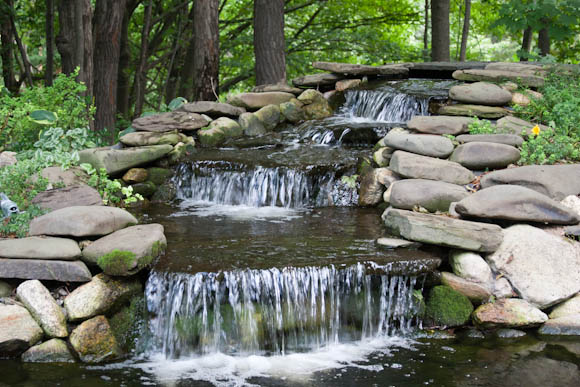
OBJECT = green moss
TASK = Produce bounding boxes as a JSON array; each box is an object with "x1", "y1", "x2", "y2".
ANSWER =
[
  {"x1": 424, "y1": 285, "x2": 474, "y2": 328},
  {"x1": 109, "y1": 296, "x2": 146, "y2": 353},
  {"x1": 97, "y1": 250, "x2": 137, "y2": 276}
]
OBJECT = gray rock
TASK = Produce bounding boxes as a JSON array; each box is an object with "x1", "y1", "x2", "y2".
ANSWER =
[
  {"x1": 64, "y1": 273, "x2": 141, "y2": 322},
  {"x1": 449, "y1": 250, "x2": 494, "y2": 285},
  {"x1": 312, "y1": 61, "x2": 409, "y2": 76},
  {"x1": 455, "y1": 185, "x2": 580, "y2": 224},
  {"x1": 239, "y1": 112, "x2": 267, "y2": 136},
  {"x1": 82, "y1": 224, "x2": 166, "y2": 276},
  {"x1": 480, "y1": 164, "x2": 580, "y2": 200},
  {"x1": 449, "y1": 82, "x2": 513, "y2": 106},
  {"x1": 441, "y1": 272, "x2": 492, "y2": 304},
  {"x1": 0, "y1": 259, "x2": 92, "y2": 282},
  {"x1": 452, "y1": 69, "x2": 545, "y2": 88},
  {"x1": 538, "y1": 314, "x2": 580, "y2": 336},
  {"x1": 0, "y1": 151, "x2": 17, "y2": 168},
  {"x1": 561, "y1": 195, "x2": 580, "y2": 218},
  {"x1": 0, "y1": 280, "x2": 12, "y2": 297},
  {"x1": 0, "y1": 304, "x2": 43, "y2": 357},
  {"x1": 373, "y1": 147, "x2": 394, "y2": 167},
  {"x1": 473, "y1": 299, "x2": 548, "y2": 329},
  {"x1": 279, "y1": 99, "x2": 305, "y2": 123},
  {"x1": 21, "y1": 338, "x2": 75, "y2": 363},
  {"x1": 29, "y1": 206, "x2": 137, "y2": 238},
  {"x1": 376, "y1": 237, "x2": 421, "y2": 249},
  {"x1": 79, "y1": 145, "x2": 173, "y2": 175},
  {"x1": 227, "y1": 92, "x2": 295, "y2": 110},
  {"x1": 178, "y1": 101, "x2": 246, "y2": 117},
  {"x1": 389, "y1": 179, "x2": 469, "y2": 212},
  {"x1": 34, "y1": 166, "x2": 89, "y2": 189},
  {"x1": 375, "y1": 168, "x2": 400, "y2": 188},
  {"x1": 455, "y1": 133, "x2": 523, "y2": 147},
  {"x1": 132, "y1": 111, "x2": 209, "y2": 132},
  {"x1": 297, "y1": 89, "x2": 333, "y2": 120},
  {"x1": 292, "y1": 73, "x2": 344, "y2": 88},
  {"x1": 69, "y1": 315, "x2": 121, "y2": 363},
  {"x1": 389, "y1": 151, "x2": 475, "y2": 185},
  {"x1": 0, "y1": 237, "x2": 80, "y2": 260},
  {"x1": 382, "y1": 208, "x2": 503, "y2": 252},
  {"x1": 335, "y1": 79, "x2": 362, "y2": 91},
  {"x1": 496, "y1": 329, "x2": 526, "y2": 338},
  {"x1": 254, "y1": 104, "x2": 281, "y2": 131},
  {"x1": 31, "y1": 185, "x2": 103, "y2": 212},
  {"x1": 494, "y1": 277, "x2": 515, "y2": 299},
  {"x1": 487, "y1": 225, "x2": 580, "y2": 309},
  {"x1": 16, "y1": 280, "x2": 68, "y2": 338},
  {"x1": 251, "y1": 83, "x2": 303, "y2": 95},
  {"x1": 119, "y1": 131, "x2": 182, "y2": 146},
  {"x1": 383, "y1": 131, "x2": 455, "y2": 158},
  {"x1": 407, "y1": 116, "x2": 472, "y2": 135},
  {"x1": 198, "y1": 117, "x2": 243, "y2": 147},
  {"x1": 449, "y1": 142, "x2": 521, "y2": 170},
  {"x1": 550, "y1": 294, "x2": 580, "y2": 319},
  {"x1": 438, "y1": 104, "x2": 509, "y2": 119},
  {"x1": 485, "y1": 62, "x2": 547, "y2": 75}
]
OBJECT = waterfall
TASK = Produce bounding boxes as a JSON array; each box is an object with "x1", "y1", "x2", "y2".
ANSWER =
[{"x1": 144, "y1": 264, "x2": 424, "y2": 359}]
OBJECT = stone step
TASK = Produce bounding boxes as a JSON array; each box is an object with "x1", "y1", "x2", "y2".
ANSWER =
[
  {"x1": 0, "y1": 259, "x2": 92, "y2": 282},
  {"x1": 389, "y1": 150, "x2": 475, "y2": 185}
]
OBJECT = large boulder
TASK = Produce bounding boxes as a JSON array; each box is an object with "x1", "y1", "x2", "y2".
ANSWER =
[
  {"x1": 0, "y1": 259, "x2": 92, "y2": 282},
  {"x1": 538, "y1": 315, "x2": 580, "y2": 336},
  {"x1": 455, "y1": 133, "x2": 523, "y2": 147},
  {"x1": 31, "y1": 185, "x2": 103, "y2": 212},
  {"x1": 279, "y1": 99, "x2": 306, "y2": 123},
  {"x1": 0, "y1": 304, "x2": 43, "y2": 357},
  {"x1": 424, "y1": 285, "x2": 474, "y2": 327},
  {"x1": 297, "y1": 89, "x2": 333, "y2": 120},
  {"x1": 456, "y1": 185, "x2": 580, "y2": 224},
  {"x1": 21, "y1": 338, "x2": 75, "y2": 363},
  {"x1": 382, "y1": 208, "x2": 503, "y2": 252},
  {"x1": 69, "y1": 315, "x2": 121, "y2": 363},
  {"x1": 450, "y1": 142, "x2": 521, "y2": 170},
  {"x1": 82, "y1": 224, "x2": 166, "y2": 276},
  {"x1": 406, "y1": 116, "x2": 472, "y2": 135},
  {"x1": 480, "y1": 164, "x2": 580, "y2": 201},
  {"x1": 131, "y1": 111, "x2": 209, "y2": 132},
  {"x1": 312, "y1": 61, "x2": 409, "y2": 76},
  {"x1": 449, "y1": 82, "x2": 513, "y2": 106},
  {"x1": 441, "y1": 272, "x2": 492, "y2": 304},
  {"x1": 227, "y1": 92, "x2": 295, "y2": 110},
  {"x1": 473, "y1": 299, "x2": 548, "y2": 329},
  {"x1": 389, "y1": 151, "x2": 475, "y2": 185},
  {"x1": 254, "y1": 104, "x2": 281, "y2": 131},
  {"x1": 549, "y1": 294, "x2": 580, "y2": 319},
  {"x1": 239, "y1": 112, "x2": 267, "y2": 136},
  {"x1": 178, "y1": 101, "x2": 246, "y2": 117},
  {"x1": 438, "y1": 104, "x2": 509, "y2": 119},
  {"x1": 119, "y1": 131, "x2": 182, "y2": 147},
  {"x1": 198, "y1": 117, "x2": 243, "y2": 147},
  {"x1": 495, "y1": 116, "x2": 549, "y2": 136},
  {"x1": 0, "y1": 237, "x2": 80, "y2": 260},
  {"x1": 292, "y1": 73, "x2": 343, "y2": 88},
  {"x1": 389, "y1": 179, "x2": 469, "y2": 212},
  {"x1": 452, "y1": 69, "x2": 545, "y2": 88},
  {"x1": 79, "y1": 145, "x2": 173, "y2": 175},
  {"x1": 16, "y1": 280, "x2": 68, "y2": 338},
  {"x1": 29, "y1": 206, "x2": 137, "y2": 238},
  {"x1": 35, "y1": 166, "x2": 89, "y2": 189},
  {"x1": 64, "y1": 273, "x2": 142, "y2": 322},
  {"x1": 383, "y1": 131, "x2": 454, "y2": 158},
  {"x1": 487, "y1": 225, "x2": 580, "y2": 309}
]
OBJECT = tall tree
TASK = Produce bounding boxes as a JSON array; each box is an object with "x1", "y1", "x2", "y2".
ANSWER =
[
  {"x1": 133, "y1": 0, "x2": 153, "y2": 117},
  {"x1": 45, "y1": 0, "x2": 54, "y2": 86},
  {"x1": 538, "y1": 26, "x2": 550, "y2": 56},
  {"x1": 193, "y1": 0, "x2": 219, "y2": 101},
  {"x1": 0, "y1": 0, "x2": 18, "y2": 93},
  {"x1": 520, "y1": 26, "x2": 533, "y2": 61},
  {"x1": 423, "y1": 0, "x2": 429, "y2": 61},
  {"x1": 458, "y1": 0, "x2": 471, "y2": 61},
  {"x1": 431, "y1": 0, "x2": 450, "y2": 61},
  {"x1": 254, "y1": 0, "x2": 286, "y2": 85}
]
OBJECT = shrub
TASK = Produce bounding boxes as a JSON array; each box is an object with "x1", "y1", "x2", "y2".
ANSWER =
[{"x1": 468, "y1": 117, "x2": 496, "y2": 134}]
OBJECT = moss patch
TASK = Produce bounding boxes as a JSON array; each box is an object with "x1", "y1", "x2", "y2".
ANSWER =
[
  {"x1": 424, "y1": 285, "x2": 473, "y2": 328},
  {"x1": 97, "y1": 250, "x2": 137, "y2": 276},
  {"x1": 109, "y1": 296, "x2": 146, "y2": 353}
]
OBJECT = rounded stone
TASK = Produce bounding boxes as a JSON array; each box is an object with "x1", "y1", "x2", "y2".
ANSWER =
[
  {"x1": 449, "y1": 142, "x2": 521, "y2": 170},
  {"x1": 424, "y1": 285, "x2": 474, "y2": 327},
  {"x1": 449, "y1": 82, "x2": 513, "y2": 106}
]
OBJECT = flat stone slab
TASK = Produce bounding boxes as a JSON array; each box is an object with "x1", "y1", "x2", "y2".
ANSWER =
[
  {"x1": 31, "y1": 185, "x2": 103, "y2": 212},
  {"x1": 0, "y1": 259, "x2": 92, "y2": 282},
  {"x1": 495, "y1": 116, "x2": 549, "y2": 136},
  {"x1": 312, "y1": 61, "x2": 409, "y2": 76},
  {"x1": 376, "y1": 237, "x2": 421, "y2": 249},
  {"x1": 449, "y1": 82, "x2": 512, "y2": 106},
  {"x1": 480, "y1": 164, "x2": 580, "y2": 201},
  {"x1": 119, "y1": 131, "x2": 182, "y2": 147},
  {"x1": 382, "y1": 208, "x2": 503, "y2": 252},
  {"x1": 485, "y1": 62, "x2": 547, "y2": 75},
  {"x1": 0, "y1": 237, "x2": 80, "y2": 260},
  {"x1": 389, "y1": 151, "x2": 475, "y2": 185},
  {"x1": 407, "y1": 116, "x2": 472, "y2": 135},
  {"x1": 456, "y1": 185, "x2": 580, "y2": 224},
  {"x1": 79, "y1": 145, "x2": 173, "y2": 176},
  {"x1": 538, "y1": 315, "x2": 580, "y2": 336},
  {"x1": 389, "y1": 179, "x2": 469, "y2": 212},
  {"x1": 29, "y1": 206, "x2": 137, "y2": 238},
  {"x1": 17, "y1": 280, "x2": 67, "y2": 338},
  {"x1": 252, "y1": 84, "x2": 303, "y2": 95},
  {"x1": 383, "y1": 131, "x2": 454, "y2": 158},
  {"x1": 449, "y1": 142, "x2": 521, "y2": 170},
  {"x1": 441, "y1": 272, "x2": 492, "y2": 304},
  {"x1": 438, "y1": 104, "x2": 509, "y2": 119},
  {"x1": 455, "y1": 134, "x2": 523, "y2": 147},
  {"x1": 292, "y1": 73, "x2": 344, "y2": 88},
  {"x1": 0, "y1": 304, "x2": 43, "y2": 357},
  {"x1": 452, "y1": 69, "x2": 545, "y2": 88},
  {"x1": 178, "y1": 101, "x2": 246, "y2": 117},
  {"x1": 473, "y1": 299, "x2": 548, "y2": 329},
  {"x1": 487, "y1": 225, "x2": 580, "y2": 309},
  {"x1": 132, "y1": 111, "x2": 210, "y2": 132},
  {"x1": 227, "y1": 92, "x2": 295, "y2": 110}
]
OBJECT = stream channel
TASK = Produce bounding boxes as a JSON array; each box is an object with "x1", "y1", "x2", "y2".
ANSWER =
[{"x1": 1, "y1": 79, "x2": 578, "y2": 387}]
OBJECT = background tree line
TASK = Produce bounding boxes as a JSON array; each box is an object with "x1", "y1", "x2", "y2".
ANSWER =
[{"x1": 1, "y1": 0, "x2": 579, "y2": 136}]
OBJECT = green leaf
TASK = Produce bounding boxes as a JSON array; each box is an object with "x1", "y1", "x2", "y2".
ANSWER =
[
  {"x1": 168, "y1": 97, "x2": 188, "y2": 111},
  {"x1": 29, "y1": 110, "x2": 58, "y2": 125}
]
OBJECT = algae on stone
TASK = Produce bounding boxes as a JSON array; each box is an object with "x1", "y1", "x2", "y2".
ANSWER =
[{"x1": 424, "y1": 285, "x2": 474, "y2": 327}]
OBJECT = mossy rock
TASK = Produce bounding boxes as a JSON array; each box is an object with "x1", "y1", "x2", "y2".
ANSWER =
[
  {"x1": 146, "y1": 167, "x2": 173, "y2": 185},
  {"x1": 424, "y1": 285, "x2": 474, "y2": 328},
  {"x1": 109, "y1": 296, "x2": 146, "y2": 353}
]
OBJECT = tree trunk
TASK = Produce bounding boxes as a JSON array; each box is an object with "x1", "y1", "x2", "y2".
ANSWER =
[
  {"x1": 0, "y1": 1, "x2": 18, "y2": 93},
  {"x1": 458, "y1": 0, "x2": 470, "y2": 62},
  {"x1": 177, "y1": 4, "x2": 195, "y2": 100},
  {"x1": 93, "y1": 0, "x2": 126, "y2": 136},
  {"x1": 133, "y1": 0, "x2": 153, "y2": 117},
  {"x1": 538, "y1": 27, "x2": 550, "y2": 57},
  {"x1": 254, "y1": 0, "x2": 286, "y2": 85},
  {"x1": 45, "y1": 0, "x2": 54, "y2": 86},
  {"x1": 56, "y1": 0, "x2": 75, "y2": 75},
  {"x1": 431, "y1": 0, "x2": 450, "y2": 62},
  {"x1": 423, "y1": 0, "x2": 429, "y2": 61},
  {"x1": 520, "y1": 26, "x2": 533, "y2": 61},
  {"x1": 193, "y1": 0, "x2": 219, "y2": 101},
  {"x1": 8, "y1": 0, "x2": 33, "y2": 86}
]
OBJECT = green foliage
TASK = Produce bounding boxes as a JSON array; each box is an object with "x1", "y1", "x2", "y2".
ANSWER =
[
  {"x1": 80, "y1": 163, "x2": 143, "y2": 205},
  {"x1": 468, "y1": 118, "x2": 496, "y2": 134},
  {"x1": 29, "y1": 110, "x2": 58, "y2": 125},
  {"x1": 341, "y1": 175, "x2": 359, "y2": 189},
  {"x1": 520, "y1": 127, "x2": 580, "y2": 165}
]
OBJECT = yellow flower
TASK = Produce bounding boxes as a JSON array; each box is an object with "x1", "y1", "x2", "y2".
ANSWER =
[{"x1": 532, "y1": 125, "x2": 541, "y2": 136}]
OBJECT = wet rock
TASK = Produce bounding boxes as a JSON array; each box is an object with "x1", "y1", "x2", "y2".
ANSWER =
[
  {"x1": 473, "y1": 299, "x2": 548, "y2": 329},
  {"x1": 31, "y1": 185, "x2": 103, "y2": 212},
  {"x1": 21, "y1": 338, "x2": 75, "y2": 363},
  {"x1": 197, "y1": 126, "x2": 225, "y2": 147},
  {"x1": 227, "y1": 92, "x2": 295, "y2": 110},
  {"x1": 449, "y1": 82, "x2": 512, "y2": 106},
  {"x1": 132, "y1": 111, "x2": 209, "y2": 132},
  {"x1": 487, "y1": 225, "x2": 580, "y2": 309},
  {"x1": 69, "y1": 315, "x2": 121, "y2": 363},
  {"x1": 131, "y1": 181, "x2": 157, "y2": 198},
  {"x1": 389, "y1": 151, "x2": 475, "y2": 185},
  {"x1": 449, "y1": 250, "x2": 494, "y2": 285},
  {"x1": 279, "y1": 99, "x2": 305, "y2": 123},
  {"x1": 438, "y1": 104, "x2": 509, "y2": 119},
  {"x1": 0, "y1": 237, "x2": 81, "y2": 260},
  {"x1": 0, "y1": 280, "x2": 12, "y2": 297},
  {"x1": 383, "y1": 131, "x2": 455, "y2": 158},
  {"x1": 0, "y1": 151, "x2": 17, "y2": 167},
  {"x1": 359, "y1": 168, "x2": 387, "y2": 206},
  {"x1": 0, "y1": 304, "x2": 43, "y2": 357},
  {"x1": 297, "y1": 89, "x2": 333, "y2": 120},
  {"x1": 373, "y1": 147, "x2": 394, "y2": 167},
  {"x1": 382, "y1": 208, "x2": 503, "y2": 252},
  {"x1": 313, "y1": 61, "x2": 409, "y2": 76},
  {"x1": 29, "y1": 206, "x2": 137, "y2": 237},
  {"x1": 335, "y1": 79, "x2": 362, "y2": 91},
  {"x1": 538, "y1": 314, "x2": 580, "y2": 336},
  {"x1": 389, "y1": 179, "x2": 469, "y2": 212},
  {"x1": 424, "y1": 285, "x2": 474, "y2": 327},
  {"x1": 495, "y1": 116, "x2": 549, "y2": 136},
  {"x1": 167, "y1": 142, "x2": 194, "y2": 165},
  {"x1": 146, "y1": 167, "x2": 173, "y2": 185},
  {"x1": 455, "y1": 185, "x2": 580, "y2": 224},
  {"x1": 254, "y1": 104, "x2": 281, "y2": 131},
  {"x1": 549, "y1": 294, "x2": 580, "y2": 319},
  {"x1": 496, "y1": 329, "x2": 526, "y2": 338},
  {"x1": 34, "y1": 166, "x2": 89, "y2": 189},
  {"x1": 82, "y1": 224, "x2": 166, "y2": 276},
  {"x1": 292, "y1": 73, "x2": 343, "y2": 88},
  {"x1": 122, "y1": 168, "x2": 148, "y2": 184},
  {"x1": 119, "y1": 130, "x2": 181, "y2": 146},
  {"x1": 151, "y1": 182, "x2": 176, "y2": 202},
  {"x1": 16, "y1": 280, "x2": 67, "y2": 338},
  {"x1": 239, "y1": 112, "x2": 267, "y2": 136},
  {"x1": 450, "y1": 142, "x2": 521, "y2": 170},
  {"x1": 251, "y1": 83, "x2": 303, "y2": 95},
  {"x1": 79, "y1": 145, "x2": 173, "y2": 175},
  {"x1": 452, "y1": 69, "x2": 545, "y2": 88},
  {"x1": 64, "y1": 273, "x2": 141, "y2": 322},
  {"x1": 441, "y1": 272, "x2": 492, "y2": 304},
  {"x1": 198, "y1": 117, "x2": 243, "y2": 147},
  {"x1": 178, "y1": 101, "x2": 246, "y2": 117},
  {"x1": 407, "y1": 115, "x2": 472, "y2": 135},
  {"x1": 376, "y1": 237, "x2": 421, "y2": 249},
  {"x1": 0, "y1": 259, "x2": 92, "y2": 282},
  {"x1": 455, "y1": 134, "x2": 523, "y2": 147}
]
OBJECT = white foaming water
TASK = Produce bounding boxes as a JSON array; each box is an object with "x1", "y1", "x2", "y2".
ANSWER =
[{"x1": 171, "y1": 200, "x2": 304, "y2": 221}]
